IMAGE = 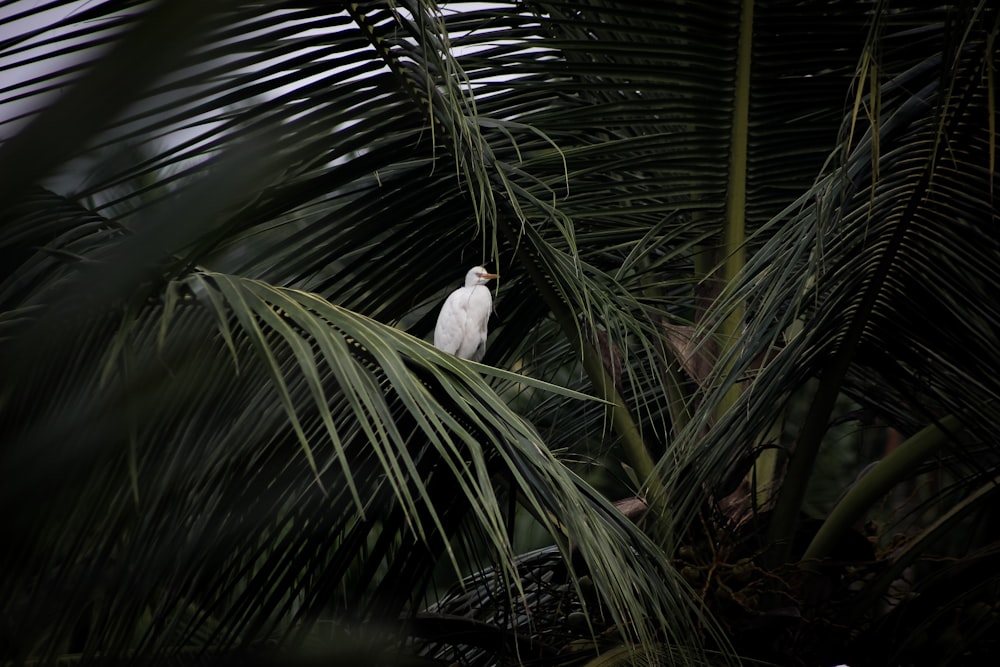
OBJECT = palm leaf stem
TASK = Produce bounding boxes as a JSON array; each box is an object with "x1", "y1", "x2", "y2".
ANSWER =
[
  {"x1": 716, "y1": 0, "x2": 753, "y2": 399},
  {"x1": 720, "y1": 0, "x2": 779, "y2": 511},
  {"x1": 800, "y1": 414, "x2": 962, "y2": 566}
]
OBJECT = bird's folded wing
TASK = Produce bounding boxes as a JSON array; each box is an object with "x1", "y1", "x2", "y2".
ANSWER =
[{"x1": 433, "y1": 294, "x2": 469, "y2": 354}]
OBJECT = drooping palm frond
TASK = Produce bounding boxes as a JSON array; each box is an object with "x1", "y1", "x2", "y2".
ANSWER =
[
  {"x1": 1, "y1": 185, "x2": 724, "y2": 663},
  {"x1": 2, "y1": 2, "x2": 751, "y2": 662},
  {"x1": 0, "y1": 0, "x2": 877, "y2": 401},
  {"x1": 669, "y1": 0, "x2": 1000, "y2": 623},
  {"x1": 7, "y1": 0, "x2": 997, "y2": 663}
]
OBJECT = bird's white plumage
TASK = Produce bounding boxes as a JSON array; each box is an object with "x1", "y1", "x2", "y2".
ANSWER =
[{"x1": 434, "y1": 266, "x2": 498, "y2": 361}]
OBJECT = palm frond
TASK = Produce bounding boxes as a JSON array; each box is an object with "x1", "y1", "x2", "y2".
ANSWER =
[
  {"x1": 7, "y1": 0, "x2": 999, "y2": 664},
  {"x1": 1, "y1": 183, "x2": 723, "y2": 662},
  {"x1": 672, "y1": 3, "x2": 1000, "y2": 559}
]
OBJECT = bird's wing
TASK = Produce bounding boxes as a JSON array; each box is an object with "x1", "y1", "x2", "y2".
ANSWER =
[
  {"x1": 455, "y1": 288, "x2": 491, "y2": 360},
  {"x1": 467, "y1": 338, "x2": 486, "y2": 362},
  {"x1": 433, "y1": 289, "x2": 469, "y2": 355}
]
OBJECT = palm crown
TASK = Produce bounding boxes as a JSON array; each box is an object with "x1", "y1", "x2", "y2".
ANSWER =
[{"x1": 2, "y1": 1, "x2": 998, "y2": 665}]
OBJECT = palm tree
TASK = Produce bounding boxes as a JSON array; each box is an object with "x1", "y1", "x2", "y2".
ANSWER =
[{"x1": 2, "y1": 1, "x2": 998, "y2": 665}]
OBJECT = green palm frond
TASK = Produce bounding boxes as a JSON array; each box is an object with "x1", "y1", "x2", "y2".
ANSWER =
[
  {"x1": 673, "y1": 3, "x2": 1000, "y2": 559},
  {"x1": 6, "y1": 0, "x2": 1000, "y2": 664},
  {"x1": 1, "y1": 190, "x2": 718, "y2": 662}
]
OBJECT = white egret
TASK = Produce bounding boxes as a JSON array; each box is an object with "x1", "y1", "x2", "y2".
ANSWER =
[{"x1": 433, "y1": 266, "x2": 499, "y2": 361}]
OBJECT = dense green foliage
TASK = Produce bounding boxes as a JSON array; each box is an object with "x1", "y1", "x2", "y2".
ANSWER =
[{"x1": 2, "y1": 1, "x2": 998, "y2": 665}]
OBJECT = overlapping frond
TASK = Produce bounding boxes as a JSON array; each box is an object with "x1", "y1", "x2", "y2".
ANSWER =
[
  {"x1": 0, "y1": 188, "x2": 722, "y2": 662},
  {"x1": 6, "y1": 0, "x2": 998, "y2": 663},
  {"x1": 671, "y1": 3, "x2": 1000, "y2": 557},
  {"x1": 0, "y1": 2, "x2": 751, "y2": 661}
]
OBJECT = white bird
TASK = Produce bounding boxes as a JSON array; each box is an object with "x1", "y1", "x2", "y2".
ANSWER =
[{"x1": 434, "y1": 266, "x2": 499, "y2": 361}]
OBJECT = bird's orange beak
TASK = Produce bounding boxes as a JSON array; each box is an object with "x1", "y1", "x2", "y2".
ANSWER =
[{"x1": 480, "y1": 272, "x2": 499, "y2": 280}]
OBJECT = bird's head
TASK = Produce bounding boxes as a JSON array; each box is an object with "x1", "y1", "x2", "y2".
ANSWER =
[{"x1": 466, "y1": 266, "x2": 499, "y2": 287}]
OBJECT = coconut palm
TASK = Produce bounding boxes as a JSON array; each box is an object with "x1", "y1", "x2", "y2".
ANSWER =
[{"x1": 1, "y1": 1, "x2": 998, "y2": 665}]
